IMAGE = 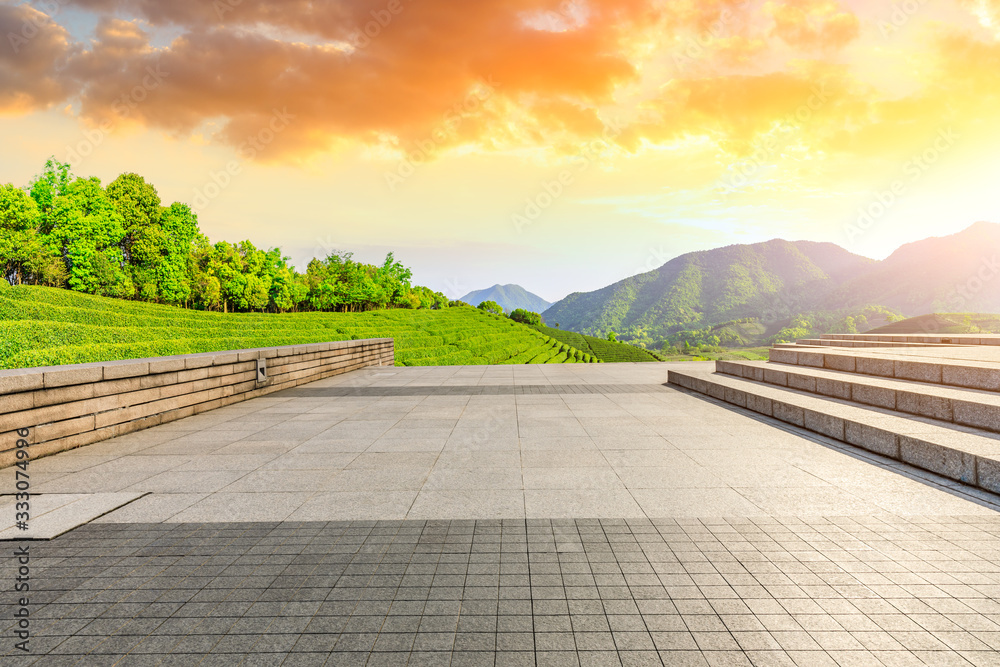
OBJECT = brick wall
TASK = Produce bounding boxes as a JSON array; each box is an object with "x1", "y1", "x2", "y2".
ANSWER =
[{"x1": 0, "y1": 339, "x2": 393, "y2": 468}]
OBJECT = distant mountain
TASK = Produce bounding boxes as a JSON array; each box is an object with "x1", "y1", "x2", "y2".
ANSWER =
[
  {"x1": 459, "y1": 284, "x2": 551, "y2": 313},
  {"x1": 542, "y1": 222, "x2": 1000, "y2": 341},
  {"x1": 868, "y1": 313, "x2": 1000, "y2": 335},
  {"x1": 542, "y1": 239, "x2": 874, "y2": 336},
  {"x1": 824, "y1": 221, "x2": 1000, "y2": 315}
]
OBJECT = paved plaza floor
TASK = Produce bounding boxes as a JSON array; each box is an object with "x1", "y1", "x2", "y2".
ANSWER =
[{"x1": 3, "y1": 362, "x2": 1000, "y2": 665}]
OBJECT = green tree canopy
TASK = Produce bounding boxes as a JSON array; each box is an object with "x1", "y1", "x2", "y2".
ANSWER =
[
  {"x1": 2, "y1": 160, "x2": 449, "y2": 314},
  {"x1": 478, "y1": 300, "x2": 503, "y2": 315},
  {"x1": 509, "y1": 308, "x2": 542, "y2": 326}
]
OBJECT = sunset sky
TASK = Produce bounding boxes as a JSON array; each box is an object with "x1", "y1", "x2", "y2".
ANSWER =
[{"x1": 2, "y1": 0, "x2": 999, "y2": 302}]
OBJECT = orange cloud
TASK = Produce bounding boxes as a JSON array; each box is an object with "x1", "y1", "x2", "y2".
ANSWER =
[
  {"x1": 0, "y1": 4, "x2": 76, "y2": 113},
  {"x1": 2, "y1": 0, "x2": 996, "y2": 169},
  {"x1": 49, "y1": 0, "x2": 659, "y2": 160}
]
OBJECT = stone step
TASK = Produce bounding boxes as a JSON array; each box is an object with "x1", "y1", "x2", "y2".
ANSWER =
[
  {"x1": 667, "y1": 367, "x2": 1000, "y2": 494},
  {"x1": 768, "y1": 346, "x2": 1000, "y2": 392},
  {"x1": 796, "y1": 339, "x2": 960, "y2": 349},
  {"x1": 717, "y1": 359, "x2": 1000, "y2": 433},
  {"x1": 822, "y1": 333, "x2": 1000, "y2": 346}
]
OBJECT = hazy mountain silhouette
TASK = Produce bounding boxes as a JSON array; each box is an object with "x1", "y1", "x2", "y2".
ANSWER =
[{"x1": 459, "y1": 284, "x2": 552, "y2": 313}]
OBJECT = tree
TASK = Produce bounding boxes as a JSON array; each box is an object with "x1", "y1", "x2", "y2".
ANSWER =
[
  {"x1": 478, "y1": 300, "x2": 503, "y2": 315},
  {"x1": 243, "y1": 274, "x2": 270, "y2": 311},
  {"x1": 47, "y1": 176, "x2": 132, "y2": 297},
  {"x1": 377, "y1": 252, "x2": 413, "y2": 307},
  {"x1": 28, "y1": 158, "x2": 72, "y2": 231},
  {"x1": 7, "y1": 160, "x2": 447, "y2": 315},
  {"x1": 154, "y1": 203, "x2": 199, "y2": 304},
  {"x1": 208, "y1": 241, "x2": 246, "y2": 313},
  {"x1": 264, "y1": 248, "x2": 305, "y2": 312},
  {"x1": 509, "y1": 309, "x2": 542, "y2": 326},
  {"x1": 106, "y1": 173, "x2": 162, "y2": 262},
  {"x1": 607, "y1": 330, "x2": 617, "y2": 342},
  {"x1": 0, "y1": 184, "x2": 64, "y2": 286}
]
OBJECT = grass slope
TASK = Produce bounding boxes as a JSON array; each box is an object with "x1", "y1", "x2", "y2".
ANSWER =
[
  {"x1": 532, "y1": 325, "x2": 663, "y2": 362},
  {"x1": 0, "y1": 285, "x2": 599, "y2": 369}
]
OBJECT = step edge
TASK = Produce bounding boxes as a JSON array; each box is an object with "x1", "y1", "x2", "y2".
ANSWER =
[
  {"x1": 715, "y1": 360, "x2": 1000, "y2": 434},
  {"x1": 667, "y1": 369, "x2": 1000, "y2": 494}
]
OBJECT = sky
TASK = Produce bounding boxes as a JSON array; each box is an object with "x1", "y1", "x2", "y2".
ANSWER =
[{"x1": 1, "y1": 0, "x2": 999, "y2": 303}]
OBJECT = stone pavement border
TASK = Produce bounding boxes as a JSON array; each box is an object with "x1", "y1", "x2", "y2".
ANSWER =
[{"x1": 3, "y1": 516, "x2": 1000, "y2": 665}]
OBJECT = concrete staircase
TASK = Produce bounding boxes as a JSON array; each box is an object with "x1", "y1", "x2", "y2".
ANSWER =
[{"x1": 668, "y1": 334, "x2": 1000, "y2": 494}]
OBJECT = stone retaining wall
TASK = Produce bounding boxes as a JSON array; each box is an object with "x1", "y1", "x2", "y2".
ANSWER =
[{"x1": 0, "y1": 339, "x2": 393, "y2": 468}]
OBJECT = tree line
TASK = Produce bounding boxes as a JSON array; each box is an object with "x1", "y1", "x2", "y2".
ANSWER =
[{"x1": 0, "y1": 160, "x2": 450, "y2": 313}]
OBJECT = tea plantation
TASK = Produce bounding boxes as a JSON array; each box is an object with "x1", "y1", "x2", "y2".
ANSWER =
[
  {"x1": 0, "y1": 285, "x2": 600, "y2": 369},
  {"x1": 531, "y1": 325, "x2": 664, "y2": 363}
]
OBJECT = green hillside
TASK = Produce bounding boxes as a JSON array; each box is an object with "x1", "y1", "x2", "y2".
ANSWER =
[
  {"x1": 532, "y1": 325, "x2": 663, "y2": 363},
  {"x1": 542, "y1": 223, "x2": 1000, "y2": 351},
  {"x1": 0, "y1": 284, "x2": 600, "y2": 369},
  {"x1": 543, "y1": 239, "x2": 874, "y2": 340}
]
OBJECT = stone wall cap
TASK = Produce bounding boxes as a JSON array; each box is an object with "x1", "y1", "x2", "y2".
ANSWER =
[{"x1": 1, "y1": 338, "x2": 394, "y2": 380}]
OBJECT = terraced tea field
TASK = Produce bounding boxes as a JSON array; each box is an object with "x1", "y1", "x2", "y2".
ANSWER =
[
  {"x1": 0, "y1": 285, "x2": 599, "y2": 369},
  {"x1": 532, "y1": 325, "x2": 663, "y2": 363}
]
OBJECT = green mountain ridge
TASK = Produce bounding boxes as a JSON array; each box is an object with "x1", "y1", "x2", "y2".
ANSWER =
[
  {"x1": 542, "y1": 222, "x2": 1000, "y2": 345},
  {"x1": 543, "y1": 238, "x2": 874, "y2": 338}
]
